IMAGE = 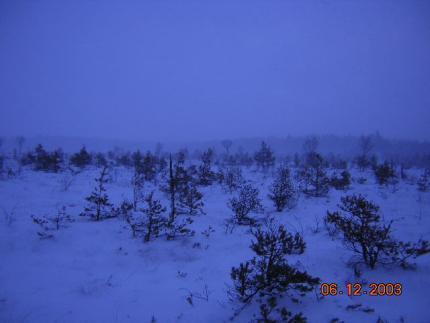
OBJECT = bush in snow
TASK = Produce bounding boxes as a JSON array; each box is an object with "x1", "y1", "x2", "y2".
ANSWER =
[
  {"x1": 326, "y1": 194, "x2": 430, "y2": 269},
  {"x1": 178, "y1": 182, "x2": 205, "y2": 215},
  {"x1": 31, "y1": 206, "x2": 74, "y2": 239},
  {"x1": 417, "y1": 169, "x2": 430, "y2": 192},
  {"x1": 198, "y1": 148, "x2": 216, "y2": 186},
  {"x1": 21, "y1": 144, "x2": 63, "y2": 172},
  {"x1": 374, "y1": 162, "x2": 397, "y2": 186},
  {"x1": 141, "y1": 192, "x2": 166, "y2": 242},
  {"x1": 268, "y1": 166, "x2": 296, "y2": 212},
  {"x1": 254, "y1": 141, "x2": 276, "y2": 171},
  {"x1": 228, "y1": 184, "x2": 263, "y2": 225},
  {"x1": 329, "y1": 170, "x2": 351, "y2": 191},
  {"x1": 169, "y1": 151, "x2": 193, "y2": 194},
  {"x1": 70, "y1": 146, "x2": 92, "y2": 168},
  {"x1": 80, "y1": 166, "x2": 114, "y2": 221},
  {"x1": 126, "y1": 191, "x2": 167, "y2": 242},
  {"x1": 297, "y1": 152, "x2": 330, "y2": 197},
  {"x1": 230, "y1": 220, "x2": 319, "y2": 322},
  {"x1": 164, "y1": 154, "x2": 194, "y2": 239}
]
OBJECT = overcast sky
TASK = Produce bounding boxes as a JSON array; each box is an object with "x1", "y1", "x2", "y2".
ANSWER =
[{"x1": 1, "y1": 0, "x2": 429, "y2": 142}]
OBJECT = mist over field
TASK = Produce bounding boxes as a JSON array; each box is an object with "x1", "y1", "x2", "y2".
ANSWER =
[
  {"x1": 1, "y1": 0, "x2": 430, "y2": 142},
  {"x1": 1, "y1": 1, "x2": 430, "y2": 323}
]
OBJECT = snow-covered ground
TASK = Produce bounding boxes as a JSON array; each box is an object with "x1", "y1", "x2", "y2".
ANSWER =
[{"x1": 1, "y1": 167, "x2": 429, "y2": 323}]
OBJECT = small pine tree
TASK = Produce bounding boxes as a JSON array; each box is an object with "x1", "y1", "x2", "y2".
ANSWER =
[
  {"x1": 70, "y1": 146, "x2": 92, "y2": 168},
  {"x1": 34, "y1": 144, "x2": 48, "y2": 170},
  {"x1": 165, "y1": 154, "x2": 194, "y2": 239},
  {"x1": 31, "y1": 206, "x2": 74, "y2": 239},
  {"x1": 49, "y1": 149, "x2": 63, "y2": 172},
  {"x1": 198, "y1": 148, "x2": 216, "y2": 186},
  {"x1": 51, "y1": 206, "x2": 74, "y2": 230},
  {"x1": 254, "y1": 141, "x2": 275, "y2": 171},
  {"x1": 374, "y1": 162, "x2": 397, "y2": 186},
  {"x1": 230, "y1": 220, "x2": 319, "y2": 322},
  {"x1": 26, "y1": 144, "x2": 63, "y2": 172},
  {"x1": 268, "y1": 166, "x2": 296, "y2": 212},
  {"x1": 326, "y1": 194, "x2": 430, "y2": 269},
  {"x1": 141, "y1": 191, "x2": 167, "y2": 242},
  {"x1": 228, "y1": 184, "x2": 263, "y2": 225},
  {"x1": 178, "y1": 182, "x2": 205, "y2": 215},
  {"x1": 330, "y1": 170, "x2": 351, "y2": 190},
  {"x1": 80, "y1": 166, "x2": 113, "y2": 221},
  {"x1": 298, "y1": 152, "x2": 329, "y2": 197}
]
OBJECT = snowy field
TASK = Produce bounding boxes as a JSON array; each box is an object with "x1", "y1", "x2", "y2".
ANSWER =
[{"x1": 1, "y1": 166, "x2": 429, "y2": 323}]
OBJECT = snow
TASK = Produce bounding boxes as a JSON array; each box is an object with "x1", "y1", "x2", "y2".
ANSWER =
[{"x1": 1, "y1": 167, "x2": 429, "y2": 323}]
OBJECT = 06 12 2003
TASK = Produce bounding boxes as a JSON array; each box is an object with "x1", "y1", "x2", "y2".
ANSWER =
[{"x1": 320, "y1": 283, "x2": 403, "y2": 296}]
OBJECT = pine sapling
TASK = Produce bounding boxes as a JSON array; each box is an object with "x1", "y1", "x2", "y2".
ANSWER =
[
  {"x1": 298, "y1": 152, "x2": 329, "y2": 197},
  {"x1": 228, "y1": 184, "x2": 263, "y2": 225},
  {"x1": 31, "y1": 206, "x2": 74, "y2": 239},
  {"x1": 198, "y1": 148, "x2": 216, "y2": 186},
  {"x1": 80, "y1": 166, "x2": 114, "y2": 221},
  {"x1": 254, "y1": 141, "x2": 276, "y2": 171},
  {"x1": 230, "y1": 219, "x2": 319, "y2": 321},
  {"x1": 141, "y1": 191, "x2": 166, "y2": 242},
  {"x1": 330, "y1": 170, "x2": 351, "y2": 190},
  {"x1": 374, "y1": 162, "x2": 397, "y2": 186},
  {"x1": 268, "y1": 166, "x2": 296, "y2": 212},
  {"x1": 178, "y1": 182, "x2": 205, "y2": 215},
  {"x1": 326, "y1": 194, "x2": 430, "y2": 269},
  {"x1": 165, "y1": 154, "x2": 194, "y2": 240}
]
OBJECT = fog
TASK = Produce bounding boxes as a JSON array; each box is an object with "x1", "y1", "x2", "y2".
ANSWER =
[{"x1": 1, "y1": 0, "x2": 429, "y2": 142}]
